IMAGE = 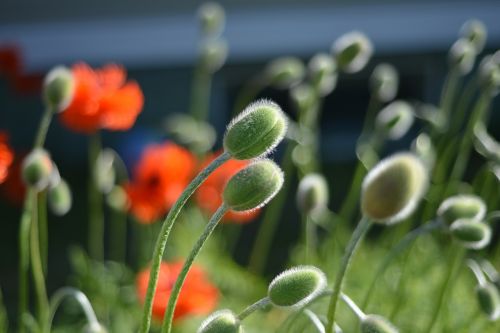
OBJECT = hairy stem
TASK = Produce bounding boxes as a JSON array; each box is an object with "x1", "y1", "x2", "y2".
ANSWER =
[{"x1": 237, "y1": 297, "x2": 270, "y2": 321}]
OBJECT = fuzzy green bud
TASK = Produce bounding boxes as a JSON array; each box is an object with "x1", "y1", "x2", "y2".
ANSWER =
[
  {"x1": 476, "y1": 283, "x2": 500, "y2": 321},
  {"x1": 361, "y1": 153, "x2": 428, "y2": 224},
  {"x1": 268, "y1": 266, "x2": 326, "y2": 308},
  {"x1": 197, "y1": 310, "x2": 242, "y2": 333},
  {"x1": 449, "y1": 38, "x2": 476, "y2": 75},
  {"x1": 332, "y1": 31, "x2": 373, "y2": 73},
  {"x1": 450, "y1": 219, "x2": 491, "y2": 250},
  {"x1": 479, "y1": 55, "x2": 500, "y2": 95},
  {"x1": 360, "y1": 315, "x2": 399, "y2": 333},
  {"x1": 201, "y1": 39, "x2": 228, "y2": 73},
  {"x1": 370, "y1": 63, "x2": 399, "y2": 102},
  {"x1": 437, "y1": 195, "x2": 486, "y2": 225},
  {"x1": 22, "y1": 148, "x2": 54, "y2": 191},
  {"x1": 265, "y1": 57, "x2": 305, "y2": 89},
  {"x1": 308, "y1": 53, "x2": 337, "y2": 96},
  {"x1": 223, "y1": 159, "x2": 283, "y2": 212},
  {"x1": 48, "y1": 178, "x2": 72, "y2": 216},
  {"x1": 95, "y1": 149, "x2": 116, "y2": 194},
  {"x1": 460, "y1": 19, "x2": 487, "y2": 53},
  {"x1": 375, "y1": 101, "x2": 414, "y2": 140},
  {"x1": 296, "y1": 173, "x2": 329, "y2": 215},
  {"x1": 198, "y1": 2, "x2": 225, "y2": 37},
  {"x1": 43, "y1": 66, "x2": 74, "y2": 112},
  {"x1": 224, "y1": 100, "x2": 287, "y2": 159}
]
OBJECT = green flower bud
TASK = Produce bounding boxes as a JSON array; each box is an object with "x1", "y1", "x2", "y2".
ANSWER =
[
  {"x1": 165, "y1": 113, "x2": 216, "y2": 153},
  {"x1": 22, "y1": 148, "x2": 54, "y2": 191},
  {"x1": 48, "y1": 164, "x2": 62, "y2": 189},
  {"x1": 201, "y1": 39, "x2": 228, "y2": 73},
  {"x1": 476, "y1": 283, "x2": 500, "y2": 321},
  {"x1": 450, "y1": 219, "x2": 491, "y2": 250},
  {"x1": 479, "y1": 55, "x2": 500, "y2": 95},
  {"x1": 460, "y1": 19, "x2": 487, "y2": 53},
  {"x1": 95, "y1": 149, "x2": 116, "y2": 194},
  {"x1": 265, "y1": 57, "x2": 305, "y2": 89},
  {"x1": 224, "y1": 100, "x2": 287, "y2": 159},
  {"x1": 198, "y1": 2, "x2": 225, "y2": 37},
  {"x1": 437, "y1": 195, "x2": 486, "y2": 225},
  {"x1": 48, "y1": 178, "x2": 72, "y2": 216},
  {"x1": 360, "y1": 315, "x2": 399, "y2": 333},
  {"x1": 370, "y1": 63, "x2": 399, "y2": 102},
  {"x1": 43, "y1": 66, "x2": 74, "y2": 112},
  {"x1": 308, "y1": 53, "x2": 337, "y2": 96},
  {"x1": 268, "y1": 266, "x2": 326, "y2": 308},
  {"x1": 106, "y1": 186, "x2": 129, "y2": 212},
  {"x1": 223, "y1": 159, "x2": 283, "y2": 212},
  {"x1": 361, "y1": 153, "x2": 428, "y2": 224},
  {"x1": 197, "y1": 310, "x2": 242, "y2": 333},
  {"x1": 449, "y1": 38, "x2": 476, "y2": 75},
  {"x1": 411, "y1": 133, "x2": 436, "y2": 169},
  {"x1": 296, "y1": 173, "x2": 329, "y2": 215},
  {"x1": 375, "y1": 101, "x2": 414, "y2": 140},
  {"x1": 332, "y1": 31, "x2": 373, "y2": 73},
  {"x1": 290, "y1": 83, "x2": 316, "y2": 112}
]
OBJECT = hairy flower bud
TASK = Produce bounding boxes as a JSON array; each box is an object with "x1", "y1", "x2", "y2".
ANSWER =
[
  {"x1": 22, "y1": 148, "x2": 54, "y2": 191},
  {"x1": 265, "y1": 57, "x2": 305, "y2": 89},
  {"x1": 223, "y1": 159, "x2": 283, "y2": 212},
  {"x1": 48, "y1": 178, "x2": 72, "y2": 216},
  {"x1": 224, "y1": 100, "x2": 287, "y2": 159},
  {"x1": 268, "y1": 266, "x2": 326, "y2": 308},
  {"x1": 450, "y1": 219, "x2": 491, "y2": 250},
  {"x1": 43, "y1": 66, "x2": 74, "y2": 112},
  {"x1": 375, "y1": 101, "x2": 414, "y2": 140},
  {"x1": 197, "y1": 310, "x2": 242, "y2": 333},
  {"x1": 370, "y1": 63, "x2": 399, "y2": 102},
  {"x1": 308, "y1": 53, "x2": 337, "y2": 96},
  {"x1": 479, "y1": 55, "x2": 500, "y2": 95},
  {"x1": 476, "y1": 283, "x2": 500, "y2": 321},
  {"x1": 296, "y1": 173, "x2": 329, "y2": 215},
  {"x1": 437, "y1": 195, "x2": 486, "y2": 225},
  {"x1": 332, "y1": 31, "x2": 373, "y2": 73},
  {"x1": 360, "y1": 315, "x2": 399, "y2": 333},
  {"x1": 201, "y1": 39, "x2": 228, "y2": 73},
  {"x1": 449, "y1": 38, "x2": 476, "y2": 75},
  {"x1": 460, "y1": 19, "x2": 487, "y2": 53},
  {"x1": 361, "y1": 153, "x2": 428, "y2": 224},
  {"x1": 198, "y1": 2, "x2": 225, "y2": 37}
]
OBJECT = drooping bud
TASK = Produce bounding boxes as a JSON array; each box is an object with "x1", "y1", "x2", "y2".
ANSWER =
[
  {"x1": 478, "y1": 55, "x2": 500, "y2": 95},
  {"x1": 474, "y1": 123, "x2": 500, "y2": 163},
  {"x1": 411, "y1": 133, "x2": 436, "y2": 169},
  {"x1": 224, "y1": 100, "x2": 287, "y2": 159},
  {"x1": 308, "y1": 53, "x2": 337, "y2": 96},
  {"x1": 460, "y1": 19, "x2": 487, "y2": 53},
  {"x1": 448, "y1": 38, "x2": 476, "y2": 75},
  {"x1": 450, "y1": 219, "x2": 491, "y2": 250},
  {"x1": 361, "y1": 153, "x2": 428, "y2": 224},
  {"x1": 360, "y1": 315, "x2": 399, "y2": 333},
  {"x1": 476, "y1": 283, "x2": 500, "y2": 321},
  {"x1": 268, "y1": 266, "x2": 327, "y2": 308},
  {"x1": 22, "y1": 148, "x2": 54, "y2": 191},
  {"x1": 94, "y1": 149, "x2": 116, "y2": 194},
  {"x1": 197, "y1": 310, "x2": 242, "y2": 333},
  {"x1": 43, "y1": 66, "x2": 74, "y2": 112},
  {"x1": 370, "y1": 63, "x2": 399, "y2": 102},
  {"x1": 198, "y1": 2, "x2": 225, "y2": 37},
  {"x1": 265, "y1": 57, "x2": 305, "y2": 89},
  {"x1": 200, "y1": 39, "x2": 228, "y2": 73},
  {"x1": 437, "y1": 195, "x2": 486, "y2": 225},
  {"x1": 375, "y1": 101, "x2": 414, "y2": 140},
  {"x1": 296, "y1": 173, "x2": 329, "y2": 215},
  {"x1": 332, "y1": 31, "x2": 373, "y2": 73},
  {"x1": 223, "y1": 159, "x2": 284, "y2": 212},
  {"x1": 48, "y1": 178, "x2": 72, "y2": 216}
]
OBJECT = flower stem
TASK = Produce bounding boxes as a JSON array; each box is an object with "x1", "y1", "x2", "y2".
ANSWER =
[
  {"x1": 33, "y1": 108, "x2": 53, "y2": 149},
  {"x1": 237, "y1": 297, "x2": 270, "y2": 321},
  {"x1": 189, "y1": 65, "x2": 212, "y2": 122},
  {"x1": 88, "y1": 133, "x2": 104, "y2": 261},
  {"x1": 325, "y1": 217, "x2": 371, "y2": 333},
  {"x1": 109, "y1": 207, "x2": 128, "y2": 263},
  {"x1": 161, "y1": 203, "x2": 229, "y2": 333},
  {"x1": 38, "y1": 191, "x2": 48, "y2": 276},
  {"x1": 139, "y1": 152, "x2": 230, "y2": 333}
]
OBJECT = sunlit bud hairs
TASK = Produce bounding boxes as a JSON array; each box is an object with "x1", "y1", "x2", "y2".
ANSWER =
[
  {"x1": 460, "y1": 19, "x2": 487, "y2": 53},
  {"x1": 48, "y1": 178, "x2": 72, "y2": 216},
  {"x1": 268, "y1": 266, "x2": 326, "y2": 308},
  {"x1": 43, "y1": 66, "x2": 74, "y2": 112},
  {"x1": 296, "y1": 173, "x2": 329, "y2": 215},
  {"x1": 437, "y1": 195, "x2": 486, "y2": 225},
  {"x1": 308, "y1": 53, "x2": 338, "y2": 96},
  {"x1": 360, "y1": 315, "x2": 399, "y2": 333},
  {"x1": 449, "y1": 38, "x2": 476, "y2": 75},
  {"x1": 222, "y1": 159, "x2": 284, "y2": 212},
  {"x1": 197, "y1": 2, "x2": 225, "y2": 37},
  {"x1": 332, "y1": 31, "x2": 374, "y2": 73},
  {"x1": 450, "y1": 219, "x2": 491, "y2": 250},
  {"x1": 224, "y1": 100, "x2": 287, "y2": 160},
  {"x1": 370, "y1": 63, "x2": 399, "y2": 102},
  {"x1": 375, "y1": 101, "x2": 414, "y2": 140},
  {"x1": 265, "y1": 57, "x2": 306, "y2": 89},
  {"x1": 95, "y1": 149, "x2": 116, "y2": 194},
  {"x1": 361, "y1": 153, "x2": 428, "y2": 224},
  {"x1": 22, "y1": 148, "x2": 54, "y2": 191},
  {"x1": 197, "y1": 310, "x2": 242, "y2": 333},
  {"x1": 479, "y1": 55, "x2": 500, "y2": 95},
  {"x1": 200, "y1": 39, "x2": 229, "y2": 73}
]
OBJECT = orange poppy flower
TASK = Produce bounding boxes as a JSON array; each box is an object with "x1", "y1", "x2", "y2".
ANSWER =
[
  {"x1": 125, "y1": 142, "x2": 196, "y2": 223},
  {"x1": 136, "y1": 261, "x2": 219, "y2": 322},
  {"x1": 196, "y1": 152, "x2": 260, "y2": 223},
  {"x1": 0, "y1": 131, "x2": 14, "y2": 184},
  {"x1": 59, "y1": 62, "x2": 144, "y2": 133}
]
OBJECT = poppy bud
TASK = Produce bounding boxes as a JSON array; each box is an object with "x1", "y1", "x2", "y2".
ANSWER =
[
  {"x1": 375, "y1": 101, "x2": 414, "y2": 140},
  {"x1": 224, "y1": 100, "x2": 287, "y2": 160},
  {"x1": 332, "y1": 31, "x2": 373, "y2": 73},
  {"x1": 201, "y1": 39, "x2": 228, "y2": 73},
  {"x1": 479, "y1": 55, "x2": 500, "y2": 95},
  {"x1": 106, "y1": 186, "x2": 128, "y2": 212},
  {"x1": 48, "y1": 164, "x2": 62, "y2": 189},
  {"x1": 450, "y1": 219, "x2": 491, "y2": 250},
  {"x1": 361, "y1": 153, "x2": 428, "y2": 224},
  {"x1": 268, "y1": 266, "x2": 326, "y2": 308},
  {"x1": 308, "y1": 53, "x2": 337, "y2": 96},
  {"x1": 411, "y1": 133, "x2": 436, "y2": 169},
  {"x1": 48, "y1": 178, "x2": 72, "y2": 216},
  {"x1": 296, "y1": 173, "x2": 329, "y2": 215},
  {"x1": 22, "y1": 148, "x2": 54, "y2": 191},
  {"x1": 223, "y1": 159, "x2": 283, "y2": 212},
  {"x1": 197, "y1": 310, "x2": 242, "y2": 333},
  {"x1": 437, "y1": 195, "x2": 486, "y2": 225},
  {"x1": 94, "y1": 149, "x2": 116, "y2": 194},
  {"x1": 290, "y1": 83, "x2": 316, "y2": 112},
  {"x1": 460, "y1": 19, "x2": 487, "y2": 53},
  {"x1": 43, "y1": 66, "x2": 74, "y2": 112},
  {"x1": 198, "y1": 2, "x2": 225, "y2": 37},
  {"x1": 265, "y1": 57, "x2": 305, "y2": 89},
  {"x1": 476, "y1": 283, "x2": 500, "y2": 321},
  {"x1": 370, "y1": 63, "x2": 399, "y2": 102},
  {"x1": 360, "y1": 315, "x2": 399, "y2": 333},
  {"x1": 449, "y1": 39, "x2": 476, "y2": 75}
]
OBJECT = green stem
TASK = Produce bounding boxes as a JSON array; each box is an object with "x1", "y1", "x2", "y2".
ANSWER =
[
  {"x1": 161, "y1": 204, "x2": 229, "y2": 333},
  {"x1": 88, "y1": 133, "x2": 104, "y2": 261},
  {"x1": 358, "y1": 95, "x2": 381, "y2": 145},
  {"x1": 237, "y1": 297, "x2": 270, "y2": 321},
  {"x1": 34, "y1": 108, "x2": 53, "y2": 149},
  {"x1": 189, "y1": 65, "x2": 212, "y2": 122},
  {"x1": 325, "y1": 217, "x2": 371, "y2": 333},
  {"x1": 438, "y1": 69, "x2": 460, "y2": 128},
  {"x1": 338, "y1": 161, "x2": 367, "y2": 223},
  {"x1": 139, "y1": 152, "x2": 230, "y2": 333},
  {"x1": 109, "y1": 207, "x2": 127, "y2": 263},
  {"x1": 304, "y1": 214, "x2": 317, "y2": 263},
  {"x1": 38, "y1": 191, "x2": 48, "y2": 276},
  {"x1": 448, "y1": 75, "x2": 477, "y2": 136}
]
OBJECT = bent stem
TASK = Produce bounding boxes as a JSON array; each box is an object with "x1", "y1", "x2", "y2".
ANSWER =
[
  {"x1": 237, "y1": 297, "x2": 270, "y2": 321},
  {"x1": 139, "y1": 152, "x2": 230, "y2": 333},
  {"x1": 161, "y1": 204, "x2": 229, "y2": 333},
  {"x1": 325, "y1": 217, "x2": 371, "y2": 333}
]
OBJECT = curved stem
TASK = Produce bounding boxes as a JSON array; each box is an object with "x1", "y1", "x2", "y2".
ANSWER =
[
  {"x1": 34, "y1": 108, "x2": 53, "y2": 149},
  {"x1": 161, "y1": 204, "x2": 229, "y2": 333},
  {"x1": 337, "y1": 161, "x2": 367, "y2": 223},
  {"x1": 466, "y1": 259, "x2": 486, "y2": 286},
  {"x1": 139, "y1": 152, "x2": 230, "y2": 333},
  {"x1": 237, "y1": 297, "x2": 270, "y2": 321},
  {"x1": 325, "y1": 217, "x2": 371, "y2": 333},
  {"x1": 304, "y1": 309, "x2": 326, "y2": 333},
  {"x1": 341, "y1": 293, "x2": 366, "y2": 320}
]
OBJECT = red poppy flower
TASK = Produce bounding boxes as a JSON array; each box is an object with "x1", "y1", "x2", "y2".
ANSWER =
[
  {"x1": 59, "y1": 62, "x2": 144, "y2": 133},
  {"x1": 196, "y1": 152, "x2": 260, "y2": 223},
  {"x1": 136, "y1": 261, "x2": 219, "y2": 322},
  {"x1": 125, "y1": 142, "x2": 196, "y2": 223},
  {"x1": 0, "y1": 131, "x2": 14, "y2": 184}
]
